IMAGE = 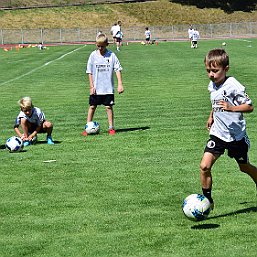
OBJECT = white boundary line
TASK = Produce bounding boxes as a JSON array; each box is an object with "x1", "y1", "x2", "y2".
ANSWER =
[
  {"x1": 235, "y1": 39, "x2": 252, "y2": 43},
  {"x1": 0, "y1": 45, "x2": 86, "y2": 87}
]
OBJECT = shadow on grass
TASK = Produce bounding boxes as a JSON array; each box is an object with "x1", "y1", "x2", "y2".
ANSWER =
[
  {"x1": 191, "y1": 224, "x2": 220, "y2": 230},
  {"x1": 116, "y1": 126, "x2": 150, "y2": 133},
  {"x1": 0, "y1": 141, "x2": 61, "y2": 149},
  {"x1": 209, "y1": 206, "x2": 257, "y2": 220},
  {"x1": 191, "y1": 206, "x2": 257, "y2": 230},
  {"x1": 34, "y1": 140, "x2": 62, "y2": 145},
  {"x1": 0, "y1": 144, "x2": 6, "y2": 149},
  {"x1": 0, "y1": 147, "x2": 28, "y2": 153}
]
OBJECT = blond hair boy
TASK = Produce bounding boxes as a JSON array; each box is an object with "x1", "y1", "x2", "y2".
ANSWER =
[
  {"x1": 82, "y1": 33, "x2": 124, "y2": 136},
  {"x1": 14, "y1": 96, "x2": 54, "y2": 146}
]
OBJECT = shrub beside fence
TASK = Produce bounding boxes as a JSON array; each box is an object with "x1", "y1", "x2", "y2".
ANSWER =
[{"x1": 1, "y1": 22, "x2": 257, "y2": 45}]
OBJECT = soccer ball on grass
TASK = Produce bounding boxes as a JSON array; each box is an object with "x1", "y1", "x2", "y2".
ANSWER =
[
  {"x1": 182, "y1": 193, "x2": 211, "y2": 221},
  {"x1": 85, "y1": 121, "x2": 100, "y2": 134},
  {"x1": 5, "y1": 136, "x2": 24, "y2": 152}
]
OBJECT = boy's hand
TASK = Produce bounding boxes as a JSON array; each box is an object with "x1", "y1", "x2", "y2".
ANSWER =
[
  {"x1": 90, "y1": 87, "x2": 96, "y2": 95},
  {"x1": 117, "y1": 84, "x2": 124, "y2": 94},
  {"x1": 206, "y1": 117, "x2": 213, "y2": 130},
  {"x1": 21, "y1": 136, "x2": 29, "y2": 141},
  {"x1": 28, "y1": 135, "x2": 34, "y2": 141},
  {"x1": 219, "y1": 100, "x2": 232, "y2": 111}
]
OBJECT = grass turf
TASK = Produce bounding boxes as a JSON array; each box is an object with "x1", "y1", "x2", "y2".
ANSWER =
[{"x1": 0, "y1": 39, "x2": 257, "y2": 257}]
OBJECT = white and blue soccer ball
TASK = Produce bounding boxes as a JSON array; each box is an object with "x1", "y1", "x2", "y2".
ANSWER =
[
  {"x1": 85, "y1": 121, "x2": 100, "y2": 134},
  {"x1": 182, "y1": 194, "x2": 211, "y2": 221},
  {"x1": 5, "y1": 136, "x2": 24, "y2": 152}
]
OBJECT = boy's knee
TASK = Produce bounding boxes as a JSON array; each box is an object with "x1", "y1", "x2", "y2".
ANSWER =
[
  {"x1": 89, "y1": 105, "x2": 96, "y2": 111},
  {"x1": 200, "y1": 161, "x2": 211, "y2": 174},
  {"x1": 44, "y1": 120, "x2": 53, "y2": 128},
  {"x1": 105, "y1": 106, "x2": 112, "y2": 111}
]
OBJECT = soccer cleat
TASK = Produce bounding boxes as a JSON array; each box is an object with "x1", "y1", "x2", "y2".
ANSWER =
[
  {"x1": 109, "y1": 129, "x2": 116, "y2": 135},
  {"x1": 47, "y1": 136, "x2": 55, "y2": 145},
  {"x1": 23, "y1": 141, "x2": 31, "y2": 147},
  {"x1": 82, "y1": 130, "x2": 88, "y2": 136}
]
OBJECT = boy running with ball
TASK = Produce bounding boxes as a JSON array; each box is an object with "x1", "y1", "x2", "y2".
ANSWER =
[{"x1": 200, "y1": 48, "x2": 257, "y2": 207}]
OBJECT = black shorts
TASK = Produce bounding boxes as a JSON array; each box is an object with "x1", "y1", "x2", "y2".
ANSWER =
[
  {"x1": 89, "y1": 94, "x2": 115, "y2": 106},
  {"x1": 204, "y1": 135, "x2": 250, "y2": 164},
  {"x1": 28, "y1": 122, "x2": 46, "y2": 134}
]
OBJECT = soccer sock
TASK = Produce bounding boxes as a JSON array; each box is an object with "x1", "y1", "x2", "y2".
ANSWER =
[{"x1": 202, "y1": 188, "x2": 213, "y2": 203}]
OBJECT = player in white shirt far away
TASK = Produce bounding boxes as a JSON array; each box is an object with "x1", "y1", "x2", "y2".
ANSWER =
[
  {"x1": 188, "y1": 25, "x2": 194, "y2": 48},
  {"x1": 144, "y1": 27, "x2": 151, "y2": 44},
  {"x1": 191, "y1": 28, "x2": 200, "y2": 48}
]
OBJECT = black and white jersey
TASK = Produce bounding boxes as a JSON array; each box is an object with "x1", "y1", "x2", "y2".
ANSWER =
[
  {"x1": 15, "y1": 107, "x2": 45, "y2": 127},
  {"x1": 86, "y1": 49, "x2": 122, "y2": 95},
  {"x1": 208, "y1": 76, "x2": 252, "y2": 142}
]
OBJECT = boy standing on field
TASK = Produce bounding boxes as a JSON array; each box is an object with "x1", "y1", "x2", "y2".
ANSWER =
[
  {"x1": 200, "y1": 48, "x2": 257, "y2": 207},
  {"x1": 14, "y1": 96, "x2": 54, "y2": 146},
  {"x1": 144, "y1": 27, "x2": 151, "y2": 45},
  {"x1": 191, "y1": 28, "x2": 200, "y2": 48},
  {"x1": 82, "y1": 33, "x2": 124, "y2": 136}
]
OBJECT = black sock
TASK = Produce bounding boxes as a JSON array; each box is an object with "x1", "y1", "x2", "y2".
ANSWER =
[{"x1": 202, "y1": 188, "x2": 213, "y2": 203}]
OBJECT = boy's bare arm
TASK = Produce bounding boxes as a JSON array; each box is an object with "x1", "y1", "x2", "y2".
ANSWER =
[
  {"x1": 116, "y1": 71, "x2": 124, "y2": 94},
  {"x1": 206, "y1": 110, "x2": 214, "y2": 130},
  {"x1": 88, "y1": 74, "x2": 96, "y2": 95},
  {"x1": 14, "y1": 127, "x2": 23, "y2": 138},
  {"x1": 219, "y1": 100, "x2": 254, "y2": 113}
]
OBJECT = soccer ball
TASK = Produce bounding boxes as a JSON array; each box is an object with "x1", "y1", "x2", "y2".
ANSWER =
[
  {"x1": 5, "y1": 136, "x2": 24, "y2": 152},
  {"x1": 222, "y1": 42, "x2": 227, "y2": 46},
  {"x1": 85, "y1": 121, "x2": 100, "y2": 134},
  {"x1": 182, "y1": 194, "x2": 211, "y2": 221}
]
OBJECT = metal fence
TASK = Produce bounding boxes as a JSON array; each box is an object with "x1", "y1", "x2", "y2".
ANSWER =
[{"x1": 1, "y1": 22, "x2": 257, "y2": 45}]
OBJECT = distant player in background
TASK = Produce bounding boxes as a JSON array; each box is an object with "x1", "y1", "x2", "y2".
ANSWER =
[
  {"x1": 110, "y1": 21, "x2": 122, "y2": 50},
  {"x1": 115, "y1": 30, "x2": 123, "y2": 51},
  {"x1": 115, "y1": 21, "x2": 123, "y2": 51},
  {"x1": 110, "y1": 23, "x2": 118, "y2": 44},
  {"x1": 37, "y1": 42, "x2": 46, "y2": 50},
  {"x1": 191, "y1": 28, "x2": 200, "y2": 48},
  {"x1": 82, "y1": 33, "x2": 124, "y2": 136},
  {"x1": 14, "y1": 96, "x2": 54, "y2": 146},
  {"x1": 188, "y1": 25, "x2": 194, "y2": 48},
  {"x1": 200, "y1": 48, "x2": 257, "y2": 208},
  {"x1": 144, "y1": 27, "x2": 151, "y2": 44}
]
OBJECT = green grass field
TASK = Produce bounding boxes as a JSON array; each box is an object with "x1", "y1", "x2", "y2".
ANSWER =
[{"x1": 1, "y1": 39, "x2": 257, "y2": 257}]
